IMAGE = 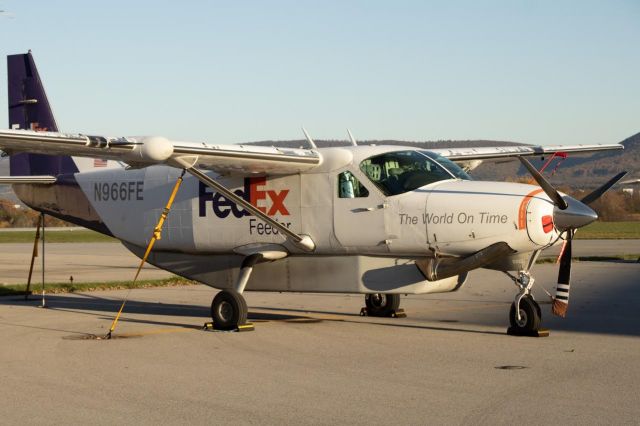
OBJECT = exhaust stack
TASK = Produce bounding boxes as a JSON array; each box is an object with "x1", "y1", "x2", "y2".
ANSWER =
[{"x1": 417, "y1": 242, "x2": 515, "y2": 282}]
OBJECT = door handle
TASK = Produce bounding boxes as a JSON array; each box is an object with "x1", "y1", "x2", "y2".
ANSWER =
[{"x1": 351, "y1": 204, "x2": 385, "y2": 213}]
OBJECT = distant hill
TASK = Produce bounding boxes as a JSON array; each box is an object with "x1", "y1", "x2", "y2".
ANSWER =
[
  {"x1": 471, "y1": 132, "x2": 640, "y2": 188},
  {"x1": 0, "y1": 157, "x2": 8, "y2": 175},
  {"x1": 0, "y1": 157, "x2": 19, "y2": 203},
  {"x1": 249, "y1": 135, "x2": 639, "y2": 189},
  {"x1": 1, "y1": 133, "x2": 637, "y2": 204},
  {"x1": 248, "y1": 139, "x2": 525, "y2": 149}
]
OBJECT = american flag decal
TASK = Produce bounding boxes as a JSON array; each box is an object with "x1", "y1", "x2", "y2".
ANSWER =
[{"x1": 94, "y1": 159, "x2": 108, "y2": 167}]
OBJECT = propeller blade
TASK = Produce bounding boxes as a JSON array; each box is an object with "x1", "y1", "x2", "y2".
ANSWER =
[
  {"x1": 518, "y1": 157, "x2": 568, "y2": 210},
  {"x1": 555, "y1": 240, "x2": 568, "y2": 264},
  {"x1": 580, "y1": 171, "x2": 628, "y2": 206},
  {"x1": 552, "y1": 230, "x2": 573, "y2": 317}
]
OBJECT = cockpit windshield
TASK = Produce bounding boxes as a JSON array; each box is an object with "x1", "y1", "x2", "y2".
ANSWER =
[
  {"x1": 359, "y1": 150, "x2": 471, "y2": 196},
  {"x1": 422, "y1": 151, "x2": 472, "y2": 181}
]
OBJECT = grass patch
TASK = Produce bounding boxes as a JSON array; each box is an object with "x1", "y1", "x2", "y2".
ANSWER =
[
  {"x1": 0, "y1": 229, "x2": 116, "y2": 243},
  {"x1": 574, "y1": 221, "x2": 640, "y2": 239},
  {"x1": 0, "y1": 276, "x2": 197, "y2": 296},
  {"x1": 536, "y1": 254, "x2": 640, "y2": 264}
]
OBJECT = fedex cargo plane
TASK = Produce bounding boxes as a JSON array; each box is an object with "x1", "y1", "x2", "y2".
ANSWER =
[{"x1": 0, "y1": 51, "x2": 625, "y2": 334}]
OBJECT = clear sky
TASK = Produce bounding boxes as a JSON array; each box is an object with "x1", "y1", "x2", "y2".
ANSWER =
[{"x1": 0, "y1": 0, "x2": 638, "y2": 145}]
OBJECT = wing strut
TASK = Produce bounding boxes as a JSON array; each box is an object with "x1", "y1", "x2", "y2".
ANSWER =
[{"x1": 182, "y1": 164, "x2": 315, "y2": 252}]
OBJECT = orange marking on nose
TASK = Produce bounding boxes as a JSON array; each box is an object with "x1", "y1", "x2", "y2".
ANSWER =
[{"x1": 518, "y1": 189, "x2": 544, "y2": 230}]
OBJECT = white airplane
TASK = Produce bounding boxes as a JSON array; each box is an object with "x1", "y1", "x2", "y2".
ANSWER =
[{"x1": 0, "y1": 52, "x2": 627, "y2": 335}]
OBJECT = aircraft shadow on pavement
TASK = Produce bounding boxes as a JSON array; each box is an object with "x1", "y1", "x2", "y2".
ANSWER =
[
  {"x1": 0, "y1": 294, "x2": 508, "y2": 337},
  {"x1": 539, "y1": 275, "x2": 640, "y2": 337},
  {"x1": 1, "y1": 272, "x2": 638, "y2": 337},
  {"x1": 0, "y1": 293, "x2": 317, "y2": 330}
]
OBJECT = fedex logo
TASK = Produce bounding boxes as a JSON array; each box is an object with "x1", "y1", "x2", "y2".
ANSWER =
[{"x1": 199, "y1": 177, "x2": 290, "y2": 219}]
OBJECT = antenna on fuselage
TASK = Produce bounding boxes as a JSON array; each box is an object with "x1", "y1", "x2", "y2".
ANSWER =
[
  {"x1": 301, "y1": 127, "x2": 318, "y2": 150},
  {"x1": 347, "y1": 129, "x2": 358, "y2": 146}
]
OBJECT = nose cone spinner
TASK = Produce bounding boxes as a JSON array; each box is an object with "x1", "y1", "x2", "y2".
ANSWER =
[{"x1": 553, "y1": 196, "x2": 598, "y2": 231}]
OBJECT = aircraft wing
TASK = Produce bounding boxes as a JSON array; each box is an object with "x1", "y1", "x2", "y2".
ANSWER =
[
  {"x1": 0, "y1": 129, "x2": 322, "y2": 175},
  {"x1": 431, "y1": 143, "x2": 623, "y2": 161},
  {"x1": 0, "y1": 129, "x2": 623, "y2": 174}
]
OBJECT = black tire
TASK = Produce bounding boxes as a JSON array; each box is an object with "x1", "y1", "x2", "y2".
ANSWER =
[
  {"x1": 365, "y1": 293, "x2": 400, "y2": 317},
  {"x1": 211, "y1": 290, "x2": 248, "y2": 330},
  {"x1": 519, "y1": 294, "x2": 542, "y2": 321},
  {"x1": 509, "y1": 295, "x2": 541, "y2": 333},
  {"x1": 532, "y1": 297, "x2": 542, "y2": 320}
]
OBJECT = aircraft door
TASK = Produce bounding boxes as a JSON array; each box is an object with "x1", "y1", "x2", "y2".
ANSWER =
[{"x1": 332, "y1": 169, "x2": 387, "y2": 249}]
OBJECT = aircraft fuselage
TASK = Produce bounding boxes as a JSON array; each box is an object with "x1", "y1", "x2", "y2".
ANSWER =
[{"x1": 12, "y1": 146, "x2": 561, "y2": 295}]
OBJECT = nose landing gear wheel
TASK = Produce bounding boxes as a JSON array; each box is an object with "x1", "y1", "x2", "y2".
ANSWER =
[
  {"x1": 211, "y1": 290, "x2": 248, "y2": 331},
  {"x1": 364, "y1": 293, "x2": 401, "y2": 317},
  {"x1": 508, "y1": 296, "x2": 541, "y2": 335}
]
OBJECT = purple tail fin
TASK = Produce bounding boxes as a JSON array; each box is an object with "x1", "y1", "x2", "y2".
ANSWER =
[{"x1": 7, "y1": 51, "x2": 77, "y2": 176}]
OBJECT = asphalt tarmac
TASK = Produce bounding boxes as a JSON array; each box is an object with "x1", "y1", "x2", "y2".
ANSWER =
[
  {"x1": 0, "y1": 242, "x2": 171, "y2": 285},
  {"x1": 0, "y1": 260, "x2": 638, "y2": 424}
]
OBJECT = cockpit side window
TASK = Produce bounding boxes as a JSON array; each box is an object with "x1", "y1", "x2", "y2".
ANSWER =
[
  {"x1": 360, "y1": 150, "x2": 461, "y2": 196},
  {"x1": 337, "y1": 171, "x2": 369, "y2": 198}
]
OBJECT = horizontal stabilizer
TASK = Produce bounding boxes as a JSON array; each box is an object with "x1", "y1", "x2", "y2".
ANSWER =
[{"x1": 0, "y1": 175, "x2": 56, "y2": 184}]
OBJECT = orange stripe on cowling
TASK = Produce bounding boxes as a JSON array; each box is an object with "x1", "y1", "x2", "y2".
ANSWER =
[{"x1": 518, "y1": 189, "x2": 544, "y2": 230}]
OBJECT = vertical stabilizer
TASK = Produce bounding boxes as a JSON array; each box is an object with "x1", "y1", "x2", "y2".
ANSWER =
[{"x1": 7, "y1": 51, "x2": 77, "y2": 176}]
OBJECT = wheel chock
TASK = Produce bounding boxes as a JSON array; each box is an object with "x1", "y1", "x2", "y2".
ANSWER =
[
  {"x1": 202, "y1": 322, "x2": 255, "y2": 332},
  {"x1": 237, "y1": 323, "x2": 255, "y2": 332},
  {"x1": 359, "y1": 308, "x2": 407, "y2": 318},
  {"x1": 506, "y1": 327, "x2": 550, "y2": 337}
]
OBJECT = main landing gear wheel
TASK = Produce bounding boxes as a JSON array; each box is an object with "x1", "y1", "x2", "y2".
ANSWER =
[
  {"x1": 509, "y1": 295, "x2": 541, "y2": 334},
  {"x1": 364, "y1": 293, "x2": 400, "y2": 317},
  {"x1": 211, "y1": 290, "x2": 248, "y2": 331}
]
